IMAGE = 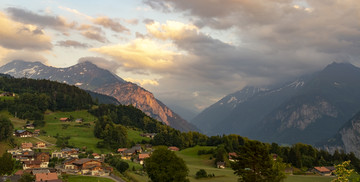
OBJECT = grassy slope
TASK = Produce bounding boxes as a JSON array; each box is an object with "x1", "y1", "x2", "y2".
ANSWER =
[{"x1": 67, "y1": 175, "x2": 114, "y2": 182}]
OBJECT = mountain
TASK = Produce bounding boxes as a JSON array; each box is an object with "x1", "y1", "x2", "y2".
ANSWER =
[
  {"x1": 320, "y1": 110, "x2": 360, "y2": 158},
  {"x1": 192, "y1": 62, "x2": 360, "y2": 145},
  {"x1": 0, "y1": 60, "x2": 198, "y2": 132}
]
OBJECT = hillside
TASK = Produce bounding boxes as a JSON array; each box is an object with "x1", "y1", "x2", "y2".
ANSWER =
[
  {"x1": 0, "y1": 60, "x2": 198, "y2": 132},
  {"x1": 192, "y1": 62, "x2": 360, "y2": 145}
]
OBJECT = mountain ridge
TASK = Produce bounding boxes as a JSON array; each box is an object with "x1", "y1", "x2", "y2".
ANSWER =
[{"x1": 0, "y1": 60, "x2": 199, "y2": 132}]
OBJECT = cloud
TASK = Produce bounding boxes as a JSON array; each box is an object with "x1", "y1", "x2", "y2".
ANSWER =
[
  {"x1": 3, "y1": 50, "x2": 49, "y2": 65},
  {"x1": 78, "y1": 56, "x2": 121, "y2": 73},
  {"x1": 78, "y1": 24, "x2": 108, "y2": 43},
  {"x1": 58, "y1": 6, "x2": 92, "y2": 20},
  {"x1": 146, "y1": 20, "x2": 198, "y2": 40},
  {"x1": 0, "y1": 12, "x2": 52, "y2": 50},
  {"x1": 93, "y1": 16, "x2": 129, "y2": 33},
  {"x1": 56, "y1": 40, "x2": 89, "y2": 48},
  {"x1": 90, "y1": 38, "x2": 177, "y2": 72},
  {"x1": 6, "y1": 7, "x2": 76, "y2": 30},
  {"x1": 124, "y1": 78, "x2": 159, "y2": 86}
]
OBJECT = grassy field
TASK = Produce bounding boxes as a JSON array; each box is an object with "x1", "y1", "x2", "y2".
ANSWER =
[
  {"x1": 40, "y1": 110, "x2": 108, "y2": 153},
  {"x1": 127, "y1": 129, "x2": 150, "y2": 143},
  {"x1": 67, "y1": 175, "x2": 114, "y2": 182},
  {"x1": 285, "y1": 175, "x2": 333, "y2": 182}
]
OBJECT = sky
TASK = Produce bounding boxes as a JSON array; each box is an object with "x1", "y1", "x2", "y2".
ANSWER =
[{"x1": 0, "y1": 0, "x2": 360, "y2": 115}]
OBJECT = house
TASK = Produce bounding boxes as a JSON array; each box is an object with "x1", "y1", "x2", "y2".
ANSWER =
[
  {"x1": 117, "y1": 148, "x2": 127, "y2": 154},
  {"x1": 138, "y1": 153, "x2": 150, "y2": 165},
  {"x1": 217, "y1": 161, "x2": 226, "y2": 169},
  {"x1": 75, "y1": 118, "x2": 83, "y2": 123},
  {"x1": 23, "y1": 160, "x2": 42, "y2": 169},
  {"x1": 34, "y1": 129, "x2": 41, "y2": 135},
  {"x1": 228, "y1": 152, "x2": 237, "y2": 162},
  {"x1": 7, "y1": 148, "x2": 22, "y2": 156},
  {"x1": 35, "y1": 172, "x2": 60, "y2": 182},
  {"x1": 26, "y1": 124, "x2": 35, "y2": 129},
  {"x1": 122, "y1": 145, "x2": 142, "y2": 160},
  {"x1": 35, "y1": 152, "x2": 50, "y2": 168},
  {"x1": 92, "y1": 153, "x2": 101, "y2": 159},
  {"x1": 312, "y1": 166, "x2": 332, "y2": 176},
  {"x1": 0, "y1": 92, "x2": 15, "y2": 97},
  {"x1": 51, "y1": 151, "x2": 63, "y2": 158},
  {"x1": 36, "y1": 142, "x2": 46, "y2": 148},
  {"x1": 21, "y1": 142, "x2": 33, "y2": 150},
  {"x1": 59, "y1": 117, "x2": 70, "y2": 122},
  {"x1": 63, "y1": 158, "x2": 78, "y2": 170},
  {"x1": 15, "y1": 130, "x2": 33, "y2": 137},
  {"x1": 61, "y1": 148, "x2": 79, "y2": 158},
  {"x1": 140, "y1": 133, "x2": 156, "y2": 139},
  {"x1": 16, "y1": 150, "x2": 35, "y2": 161},
  {"x1": 72, "y1": 159, "x2": 103, "y2": 174},
  {"x1": 168, "y1": 146, "x2": 180, "y2": 151}
]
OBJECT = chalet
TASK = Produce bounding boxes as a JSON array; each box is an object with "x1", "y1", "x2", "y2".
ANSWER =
[
  {"x1": 138, "y1": 153, "x2": 150, "y2": 165},
  {"x1": 51, "y1": 151, "x2": 64, "y2": 158},
  {"x1": 92, "y1": 153, "x2": 101, "y2": 159},
  {"x1": 36, "y1": 142, "x2": 46, "y2": 148},
  {"x1": 35, "y1": 172, "x2": 60, "y2": 182},
  {"x1": 75, "y1": 118, "x2": 83, "y2": 123},
  {"x1": 228, "y1": 152, "x2": 237, "y2": 162},
  {"x1": 63, "y1": 158, "x2": 78, "y2": 170},
  {"x1": 0, "y1": 92, "x2": 15, "y2": 97},
  {"x1": 35, "y1": 152, "x2": 50, "y2": 168},
  {"x1": 61, "y1": 148, "x2": 79, "y2": 158},
  {"x1": 34, "y1": 129, "x2": 41, "y2": 135},
  {"x1": 7, "y1": 148, "x2": 22, "y2": 156},
  {"x1": 72, "y1": 158, "x2": 108, "y2": 175},
  {"x1": 26, "y1": 124, "x2": 35, "y2": 129},
  {"x1": 122, "y1": 145, "x2": 142, "y2": 160},
  {"x1": 21, "y1": 142, "x2": 33, "y2": 150},
  {"x1": 23, "y1": 160, "x2": 42, "y2": 169},
  {"x1": 312, "y1": 166, "x2": 332, "y2": 176},
  {"x1": 117, "y1": 148, "x2": 128, "y2": 154},
  {"x1": 217, "y1": 161, "x2": 226, "y2": 169},
  {"x1": 168, "y1": 146, "x2": 180, "y2": 151},
  {"x1": 59, "y1": 117, "x2": 70, "y2": 122},
  {"x1": 16, "y1": 150, "x2": 35, "y2": 161},
  {"x1": 140, "y1": 133, "x2": 156, "y2": 139},
  {"x1": 15, "y1": 130, "x2": 33, "y2": 137}
]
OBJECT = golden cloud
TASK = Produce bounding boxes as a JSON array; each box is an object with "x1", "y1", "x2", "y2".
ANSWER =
[
  {"x1": 124, "y1": 78, "x2": 159, "y2": 86},
  {"x1": 146, "y1": 21, "x2": 198, "y2": 40},
  {"x1": 91, "y1": 39, "x2": 177, "y2": 71},
  {"x1": 0, "y1": 12, "x2": 52, "y2": 50}
]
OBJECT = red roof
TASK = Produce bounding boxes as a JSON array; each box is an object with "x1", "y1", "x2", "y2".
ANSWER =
[
  {"x1": 22, "y1": 142, "x2": 33, "y2": 149},
  {"x1": 168, "y1": 146, "x2": 180, "y2": 151},
  {"x1": 139, "y1": 153, "x2": 150, "y2": 160},
  {"x1": 117, "y1": 148, "x2": 127, "y2": 152},
  {"x1": 35, "y1": 173, "x2": 58, "y2": 182},
  {"x1": 314, "y1": 167, "x2": 331, "y2": 173}
]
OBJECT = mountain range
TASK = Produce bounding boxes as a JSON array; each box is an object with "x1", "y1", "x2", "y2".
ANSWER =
[
  {"x1": 0, "y1": 60, "x2": 198, "y2": 132},
  {"x1": 192, "y1": 62, "x2": 360, "y2": 147}
]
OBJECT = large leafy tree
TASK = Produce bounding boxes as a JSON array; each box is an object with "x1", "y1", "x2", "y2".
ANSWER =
[
  {"x1": 145, "y1": 147, "x2": 189, "y2": 182},
  {"x1": 0, "y1": 153, "x2": 15, "y2": 175},
  {"x1": 231, "y1": 140, "x2": 286, "y2": 182},
  {"x1": 0, "y1": 115, "x2": 13, "y2": 141}
]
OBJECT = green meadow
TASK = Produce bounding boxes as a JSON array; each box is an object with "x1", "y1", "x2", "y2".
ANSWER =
[{"x1": 67, "y1": 175, "x2": 115, "y2": 182}]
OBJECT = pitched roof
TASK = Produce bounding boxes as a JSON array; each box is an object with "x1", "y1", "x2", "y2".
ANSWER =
[
  {"x1": 117, "y1": 148, "x2": 128, "y2": 152},
  {"x1": 139, "y1": 153, "x2": 150, "y2": 160},
  {"x1": 32, "y1": 169, "x2": 50, "y2": 174},
  {"x1": 314, "y1": 167, "x2": 331, "y2": 173},
  {"x1": 168, "y1": 146, "x2": 180, "y2": 151},
  {"x1": 22, "y1": 142, "x2": 33, "y2": 148},
  {"x1": 35, "y1": 172, "x2": 58, "y2": 182},
  {"x1": 72, "y1": 158, "x2": 94, "y2": 165}
]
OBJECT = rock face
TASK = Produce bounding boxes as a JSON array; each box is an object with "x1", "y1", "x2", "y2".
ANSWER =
[
  {"x1": 0, "y1": 60, "x2": 198, "y2": 132},
  {"x1": 320, "y1": 111, "x2": 360, "y2": 158},
  {"x1": 192, "y1": 62, "x2": 360, "y2": 145}
]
